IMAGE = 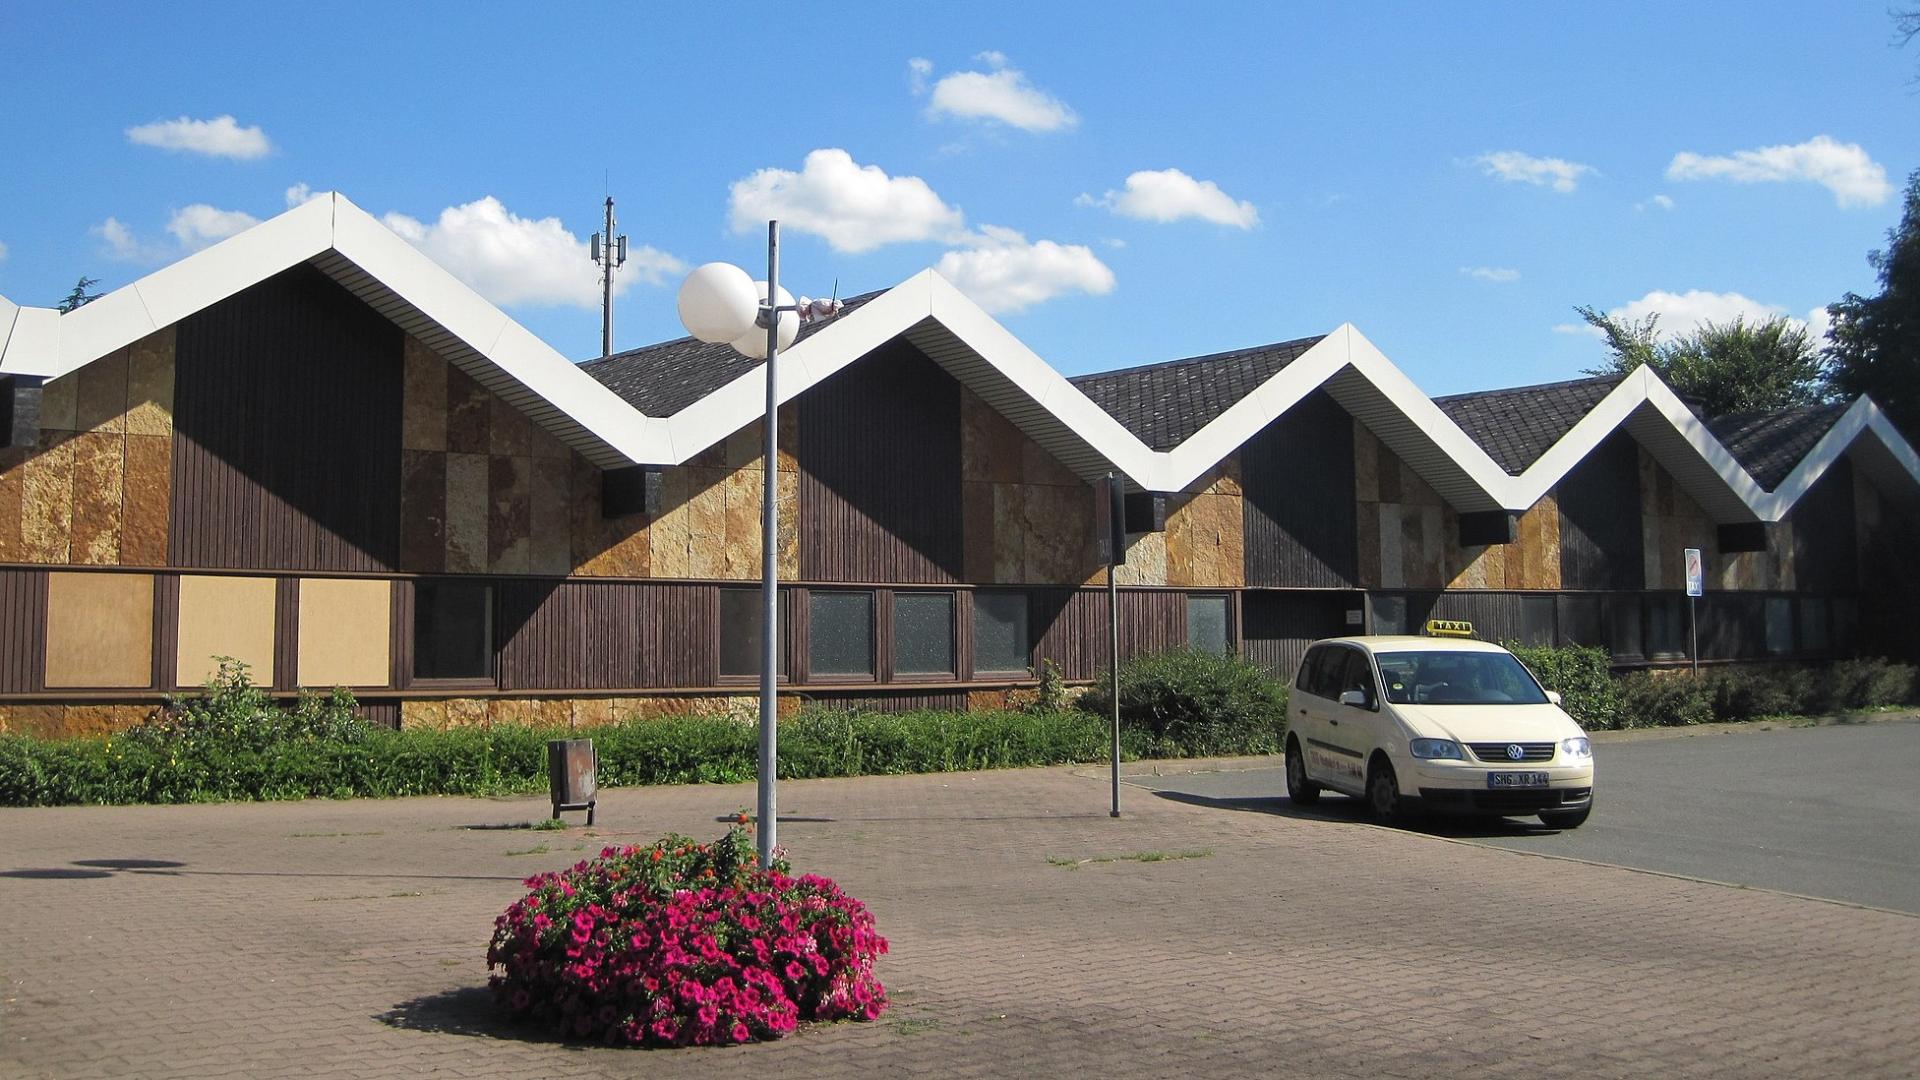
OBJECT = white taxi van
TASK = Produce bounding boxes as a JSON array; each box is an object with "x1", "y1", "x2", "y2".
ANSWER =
[{"x1": 1285, "y1": 622, "x2": 1594, "y2": 827}]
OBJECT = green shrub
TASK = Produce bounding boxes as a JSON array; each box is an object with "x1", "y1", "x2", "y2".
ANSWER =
[
  {"x1": 1822, "y1": 657, "x2": 1917, "y2": 710},
  {"x1": 1504, "y1": 643, "x2": 1627, "y2": 730},
  {"x1": 1077, "y1": 648, "x2": 1288, "y2": 758},
  {"x1": 1617, "y1": 672, "x2": 1714, "y2": 727},
  {"x1": 125, "y1": 658, "x2": 369, "y2": 752}
]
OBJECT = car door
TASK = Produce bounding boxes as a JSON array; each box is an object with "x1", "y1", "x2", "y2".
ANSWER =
[
  {"x1": 1294, "y1": 645, "x2": 1363, "y2": 793},
  {"x1": 1315, "y1": 647, "x2": 1375, "y2": 791}
]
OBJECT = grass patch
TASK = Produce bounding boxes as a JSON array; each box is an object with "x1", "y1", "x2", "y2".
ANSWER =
[
  {"x1": 504, "y1": 843, "x2": 551, "y2": 857},
  {"x1": 1046, "y1": 848, "x2": 1214, "y2": 870},
  {"x1": 287, "y1": 830, "x2": 383, "y2": 838},
  {"x1": 530, "y1": 817, "x2": 569, "y2": 831},
  {"x1": 890, "y1": 1017, "x2": 942, "y2": 1037}
]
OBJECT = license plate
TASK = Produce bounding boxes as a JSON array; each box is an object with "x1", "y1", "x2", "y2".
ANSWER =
[{"x1": 1488, "y1": 771, "x2": 1549, "y2": 788}]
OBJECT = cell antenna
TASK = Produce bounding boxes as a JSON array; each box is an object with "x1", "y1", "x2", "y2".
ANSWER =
[{"x1": 590, "y1": 195, "x2": 628, "y2": 358}]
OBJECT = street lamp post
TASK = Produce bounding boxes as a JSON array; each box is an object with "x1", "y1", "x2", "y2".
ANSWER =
[{"x1": 676, "y1": 222, "x2": 838, "y2": 868}]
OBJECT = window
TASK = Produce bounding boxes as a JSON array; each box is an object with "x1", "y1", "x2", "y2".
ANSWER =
[
  {"x1": 1337, "y1": 649, "x2": 1378, "y2": 708},
  {"x1": 413, "y1": 581, "x2": 492, "y2": 682},
  {"x1": 1300, "y1": 645, "x2": 1348, "y2": 700},
  {"x1": 973, "y1": 592, "x2": 1030, "y2": 674},
  {"x1": 1376, "y1": 650, "x2": 1549, "y2": 706},
  {"x1": 1187, "y1": 594, "x2": 1230, "y2": 655},
  {"x1": 1797, "y1": 597, "x2": 1830, "y2": 654},
  {"x1": 1369, "y1": 594, "x2": 1408, "y2": 636},
  {"x1": 1765, "y1": 596, "x2": 1795, "y2": 656},
  {"x1": 809, "y1": 591, "x2": 874, "y2": 677},
  {"x1": 720, "y1": 588, "x2": 787, "y2": 678},
  {"x1": 1645, "y1": 595, "x2": 1687, "y2": 660},
  {"x1": 893, "y1": 592, "x2": 955, "y2": 676},
  {"x1": 1606, "y1": 595, "x2": 1643, "y2": 661},
  {"x1": 1295, "y1": 646, "x2": 1325, "y2": 693}
]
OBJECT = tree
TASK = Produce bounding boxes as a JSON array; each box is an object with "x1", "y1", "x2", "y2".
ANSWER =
[
  {"x1": 56, "y1": 276, "x2": 101, "y2": 313},
  {"x1": 1576, "y1": 306, "x2": 1828, "y2": 416},
  {"x1": 1824, "y1": 169, "x2": 1920, "y2": 436}
]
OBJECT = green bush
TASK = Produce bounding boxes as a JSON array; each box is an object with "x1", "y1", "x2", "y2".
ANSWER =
[
  {"x1": 126, "y1": 658, "x2": 369, "y2": 752},
  {"x1": 1617, "y1": 672, "x2": 1714, "y2": 727},
  {"x1": 1822, "y1": 657, "x2": 1918, "y2": 710},
  {"x1": 1504, "y1": 643, "x2": 1628, "y2": 730},
  {"x1": 1077, "y1": 648, "x2": 1288, "y2": 758}
]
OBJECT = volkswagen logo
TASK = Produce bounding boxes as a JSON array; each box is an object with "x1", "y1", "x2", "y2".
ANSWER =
[{"x1": 1506, "y1": 744, "x2": 1525, "y2": 761}]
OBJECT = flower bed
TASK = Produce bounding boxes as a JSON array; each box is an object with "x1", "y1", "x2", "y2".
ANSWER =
[{"x1": 487, "y1": 822, "x2": 888, "y2": 1046}]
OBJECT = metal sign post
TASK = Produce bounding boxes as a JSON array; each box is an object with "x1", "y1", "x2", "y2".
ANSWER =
[
  {"x1": 1102, "y1": 474, "x2": 1127, "y2": 819},
  {"x1": 1684, "y1": 547, "x2": 1704, "y2": 679}
]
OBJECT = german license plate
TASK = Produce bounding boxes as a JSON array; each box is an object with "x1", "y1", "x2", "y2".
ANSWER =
[{"x1": 1488, "y1": 771, "x2": 1549, "y2": 788}]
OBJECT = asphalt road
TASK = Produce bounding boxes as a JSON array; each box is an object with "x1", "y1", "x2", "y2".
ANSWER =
[{"x1": 1128, "y1": 718, "x2": 1920, "y2": 914}]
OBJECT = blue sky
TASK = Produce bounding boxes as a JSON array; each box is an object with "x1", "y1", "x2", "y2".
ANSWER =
[{"x1": 2, "y1": 1, "x2": 1914, "y2": 395}]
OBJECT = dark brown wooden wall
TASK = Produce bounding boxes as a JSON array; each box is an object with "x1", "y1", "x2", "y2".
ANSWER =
[
  {"x1": 1788, "y1": 458, "x2": 1857, "y2": 593},
  {"x1": 797, "y1": 342, "x2": 965, "y2": 583},
  {"x1": 1242, "y1": 391, "x2": 1358, "y2": 587},
  {"x1": 1242, "y1": 590, "x2": 1353, "y2": 679},
  {"x1": 1557, "y1": 431, "x2": 1644, "y2": 590},
  {"x1": 1030, "y1": 588, "x2": 1185, "y2": 680},
  {"x1": 171, "y1": 264, "x2": 404, "y2": 572},
  {"x1": 496, "y1": 580, "x2": 716, "y2": 691},
  {"x1": 0, "y1": 569, "x2": 47, "y2": 693}
]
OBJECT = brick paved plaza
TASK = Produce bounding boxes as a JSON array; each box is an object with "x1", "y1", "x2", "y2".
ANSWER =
[{"x1": 2, "y1": 760, "x2": 1916, "y2": 1079}]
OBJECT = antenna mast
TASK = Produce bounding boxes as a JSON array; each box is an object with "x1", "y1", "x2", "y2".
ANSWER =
[{"x1": 590, "y1": 196, "x2": 628, "y2": 359}]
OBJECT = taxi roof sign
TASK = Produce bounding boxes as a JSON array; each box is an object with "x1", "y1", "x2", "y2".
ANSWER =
[{"x1": 1423, "y1": 619, "x2": 1476, "y2": 638}]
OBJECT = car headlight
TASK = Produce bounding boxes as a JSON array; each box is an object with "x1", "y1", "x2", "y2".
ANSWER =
[
  {"x1": 1409, "y1": 738, "x2": 1466, "y2": 760},
  {"x1": 1560, "y1": 737, "x2": 1592, "y2": 760}
]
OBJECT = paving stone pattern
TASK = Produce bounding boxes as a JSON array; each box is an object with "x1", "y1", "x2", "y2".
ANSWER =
[{"x1": 2, "y1": 765, "x2": 1916, "y2": 1079}]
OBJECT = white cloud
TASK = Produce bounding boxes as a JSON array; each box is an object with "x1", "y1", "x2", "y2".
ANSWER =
[
  {"x1": 907, "y1": 57, "x2": 932, "y2": 93},
  {"x1": 166, "y1": 204, "x2": 259, "y2": 249},
  {"x1": 92, "y1": 217, "x2": 154, "y2": 261},
  {"x1": 1635, "y1": 193, "x2": 1676, "y2": 212},
  {"x1": 1805, "y1": 305, "x2": 1834, "y2": 344},
  {"x1": 935, "y1": 225, "x2": 1114, "y2": 314},
  {"x1": 1080, "y1": 168, "x2": 1259, "y2": 228},
  {"x1": 125, "y1": 115, "x2": 272, "y2": 160},
  {"x1": 1473, "y1": 150, "x2": 1595, "y2": 193},
  {"x1": 284, "y1": 182, "x2": 325, "y2": 208},
  {"x1": 729, "y1": 148, "x2": 965, "y2": 254},
  {"x1": 1666, "y1": 135, "x2": 1891, "y2": 208},
  {"x1": 1459, "y1": 266, "x2": 1520, "y2": 283},
  {"x1": 918, "y1": 56, "x2": 1077, "y2": 132},
  {"x1": 384, "y1": 196, "x2": 684, "y2": 309},
  {"x1": 1555, "y1": 289, "x2": 1829, "y2": 341}
]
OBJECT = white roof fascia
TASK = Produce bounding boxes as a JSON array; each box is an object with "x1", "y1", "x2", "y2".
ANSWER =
[
  {"x1": 0, "y1": 305, "x2": 61, "y2": 376},
  {"x1": 132, "y1": 195, "x2": 334, "y2": 333},
  {"x1": 1503, "y1": 369, "x2": 1657, "y2": 510},
  {"x1": 1155, "y1": 331, "x2": 1350, "y2": 493},
  {"x1": 0, "y1": 293, "x2": 18, "y2": 362},
  {"x1": 1762, "y1": 398, "x2": 1920, "y2": 519},
  {"x1": 1629, "y1": 371, "x2": 1771, "y2": 520},
  {"x1": 328, "y1": 194, "x2": 671, "y2": 464},
  {"x1": 1337, "y1": 325, "x2": 1514, "y2": 508}
]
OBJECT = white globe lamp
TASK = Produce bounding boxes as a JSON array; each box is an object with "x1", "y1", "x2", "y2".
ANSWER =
[
  {"x1": 676, "y1": 262, "x2": 760, "y2": 344},
  {"x1": 729, "y1": 282, "x2": 800, "y2": 358}
]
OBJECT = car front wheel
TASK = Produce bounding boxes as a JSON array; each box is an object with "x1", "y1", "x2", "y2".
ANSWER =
[
  {"x1": 1539, "y1": 798, "x2": 1593, "y2": 830},
  {"x1": 1286, "y1": 740, "x2": 1320, "y2": 806}
]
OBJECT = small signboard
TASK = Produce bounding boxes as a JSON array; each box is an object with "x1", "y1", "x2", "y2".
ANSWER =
[{"x1": 1684, "y1": 547, "x2": 1704, "y2": 597}]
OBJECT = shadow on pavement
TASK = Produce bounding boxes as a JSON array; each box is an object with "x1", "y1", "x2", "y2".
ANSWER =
[
  {"x1": 0, "y1": 857, "x2": 188, "y2": 879},
  {"x1": 377, "y1": 986, "x2": 542, "y2": 1043},
  {"x1": 1149, "y1": 789, "x2": 1566, "y2": 839}
]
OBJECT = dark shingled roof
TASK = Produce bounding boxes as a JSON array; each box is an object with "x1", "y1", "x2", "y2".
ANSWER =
[
  {"x1": 1433, "y1": 375, "x2": 1625, "y2": 475},
  {"x1": 1065, "y1": 336, "x2": 1325, "y2": 451},
  {"x1": 578, "y1": 289, "x2": 886, "y2": 416},
  {"x1": 1706, "y1": 404, "x2": 1848, "y2": 491}
]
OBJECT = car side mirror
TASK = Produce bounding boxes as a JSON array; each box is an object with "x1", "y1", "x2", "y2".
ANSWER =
[
  {"x1": 1546, "y1": 690, "x2": 1564, "y2": 707},
  {"x1": 1338, "y1": 689, "x2": 1369, "y2": 708}
]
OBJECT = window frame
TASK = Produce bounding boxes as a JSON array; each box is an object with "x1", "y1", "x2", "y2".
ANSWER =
[
  {"x1": 406, "y1": 578, "x2": 496, "y2": 690},
  {"x1": 969, "y1": 590, "x2": 1032, "y2": 679},
  {"x1": 887, "y1": 589, "x2": 959, "y2": 682},
  {"x1": 805, "y1": 588, "x2": 878, "y2": 683},
  {"x1": 716, "y1": 585, "x2": 790, "y2": 684},
  {"x1": 1186, "y1": 592, "x2": 1233, "y2": 656}
]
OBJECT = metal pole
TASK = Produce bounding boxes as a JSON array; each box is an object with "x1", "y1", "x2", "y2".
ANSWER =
[
  {"x1": 758, "y1": 220, "x2": 781, "y2": 867},
  {"x1": 601, "y1": 197, "x2": 615, "y2": 359},
  {"x1": 1690, "y1": 594, "x2": 1699, "y2": 680},
  {"x1": 1107, "y1": 475, "x2": 1121, "y2": 819}
]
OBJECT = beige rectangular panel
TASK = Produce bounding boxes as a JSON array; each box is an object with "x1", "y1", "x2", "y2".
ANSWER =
[
  {"x1": 297, "y1": 578, "x2": 392, "y2": 688},
  {"x1": 176, "y1": 575, "x2": 277, "y2": 687},
  {"x1": 45, "y1": 572, "x2": 154, "y2": 688}
]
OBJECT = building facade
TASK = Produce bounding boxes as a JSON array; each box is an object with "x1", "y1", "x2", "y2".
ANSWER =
[{"x1": 1, "y1": 193, "x2": 1915, "y2": 738}]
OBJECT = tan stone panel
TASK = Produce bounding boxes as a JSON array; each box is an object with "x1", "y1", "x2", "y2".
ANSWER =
[
  {"x1": 45, "y1": 572, "x2": 153, "y2": 688},
  {"x1": 588, "y1": 518, "x2": 650, "y2": 578},
  {"x1": 960, "y1": 482, "x2": 995, "y2": 582},
  {"x1": 991, "y1": 484, "x2": 1026, "y2": 583},
  {"x1": 445, "y1": 366, "x2": 491, "y2": 455},
  {"x1": 120, "y1": 435, "x2": 171, "y2": 566},
  {"x1": 38, "y1": 374, "x2": 78, "y2": 432},
  {"x1": 1112, "y1": 529, "x2": 1169, "y2": 587},
  {"x1": 76, "y1": 348, "x2": 130, "y2": 434},
  {"x1": 719, "y1": 467, "x2": 766, "y2": 580},
  {"x1": 1183, "y1": 456, "x2": 1242, "y2": 498},
  {"x1": 67, "y1": 432, "x2": 125, "y2": 566},
  {"x1": 0, "y1": 704, "x2": 63, "y2": 738},
  {"x1": 959, "y1": 390, "x2": 1025, "y2": 485},
  {"x1": 776, "y1": 464, "x2": 798, "y2": 580},
  {"x1": 488, "y1": 455, "x2": 532, "y2": 575},
  {"x1": 967, "y1": 689, "x2": 1012, "y2": 711},
  {"x1": 528, "y1": 424, "x2": 571, "y2": 461},
  {"x1": 296, "y1": 578, "x2": 391, "y2": 688},
  {"x1": 444, "y1": 452, "x2": 489, "y2": 573},
  {"x1": 724, "y1": 419, "x2": 765, "y2": 471},
  {"x1": 1354, "y1": 498, "x2": 1381, "y2": 588},
  {"x1": 175, "y1": 575, "x2": 276, "y2": 687},
  {"x1": 1021, "y1": 438, "x2": 1081, "y2": 489},
  {"x1": 51, "y1": 704, "x2": 149, "y2": 739},
  {"x1": 125, "y1": 329, "x2": 175, "y2": 438},
  {"x1": 1448, "y1": 543, "x2": 1494, "y2": 591},
  {"x1": 1376, "y1": 504, "x2": 1404, "y2": 589},
  {"x1": 0, "y1": 447, "x2": 27, "y2": 563},
  {"x1": 643, "y1": 466, "x2": 692, "y2": 579},
  {"x1": 488, "y1": 398, "x2": 533, "y2": 459},
  {"x1": 1166, "y1": 492, "x2": 1243, "y2": 588},
  {"x1": 1519, "y1": 494, "x2": 1562, "y2": 590},
  {"x1": 402, "y1": 337, "x2": 449, "y2": 452},
  {"x1": 1022, "y1": 484, "x2": 1097, "y2": 583},
  {"x1": 572, "y1": 698, "x2": 617, "y2": 729},
  {"x1": 22, "y1": 431, "x2": 76, "y2": 563},
  {"x1": 1399, "y1": 503, "x2": 1429, "y2": 587},
  {"x1": 1376, "y1": 445, "x2": 1403, "y2": 503},
  {"x1": 1353, "y1": 426, "x2": 1380, "y2": 503},
  {"x1": 529, "y1": 456, "x2": 573, "y2": 576},
  {"x1": 445, "y1": 697, "x2": 489, "y2": 728},
  {"x1": 400, "y1": 699, "x2": 451, "y2": 730},
  {"x1": 399, "y1": 450, "x2": 448, "y2": 573}
]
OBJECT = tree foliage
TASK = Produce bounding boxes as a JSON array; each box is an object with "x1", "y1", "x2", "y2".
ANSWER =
[
  {"x1": 1576, "y1": 305, "x2": 1828, "y2": 416},
  {"x1": 1824, "y1": 169, "x2": 1920, "y2": 436},
  {"x1": 56, "y1": 276, "x2": 101, "y2": 313}
]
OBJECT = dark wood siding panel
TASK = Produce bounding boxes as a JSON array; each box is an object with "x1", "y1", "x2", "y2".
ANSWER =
[
  {"x1": 797, "y1": 342, "x2": 965, "y2": 583},
  {"x1": 1789, "y1": 458, "x2": 1857, "y2": 593},
  {"x1": 171, "y1": 264, "x2": 404, "y2": 572},
  {"x1": 1242, "y1": 590, "x2": 1354, "y2": 680},
  {"x1": 0, "y1": 569, "x2": 47, "y2": 693},
  {"x1": 1032, "y1": 588, "x2": 1186, "y2": 680},
  {"x1": 1557, "y1": 431, "x2": 1643, "y2": 590},
  {"x1": 1242, "y1": 391, "x2": 1357, "y2": 587},
  {"x1": 498, "y1": 580, "x2": 714, "y2": 691}
]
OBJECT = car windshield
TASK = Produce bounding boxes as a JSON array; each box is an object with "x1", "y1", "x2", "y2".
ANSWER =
[{"x1": 1373, "y1": 650, "x2": 1550, "y2": 706}]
